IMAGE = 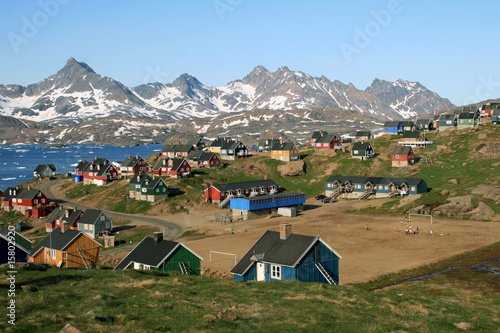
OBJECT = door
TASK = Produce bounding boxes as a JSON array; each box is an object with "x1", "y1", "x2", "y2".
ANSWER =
[{"x1": 257, "y1": 263, "x2": 265, "y2": 281}]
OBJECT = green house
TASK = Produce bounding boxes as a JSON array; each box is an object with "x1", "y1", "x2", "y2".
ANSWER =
[
  {"x1": 129, "y1": 173, "x2": 168, "y2": 202},
  {"x1": 114, "y1": 232, "x2": 203, "y2": 275},
  {"x1": 457, "y1": 112, "x2": 479, "y2": 128},
  {"x1": 351, "y1": 142, "x2": 374, "y2": 160}
]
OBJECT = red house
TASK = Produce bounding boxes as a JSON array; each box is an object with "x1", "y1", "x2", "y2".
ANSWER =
[
  {"x1": 187, "y1": 151, "x2": 223, "y2": 169},
  {"x1": 392, "y1": 146, "x2": 415, "y2": 167},
  {"x1": 45, "y1": 206, "x2": 84, "y2": 232},
  {"x1": 80, "y1": 157, "x2": 118, "y2": 186},
  {"x1": 161, "y1": 144, "x2": 195, "y2": 159},
  {"x1": 314, "y1": 133, "x2": 342, "y2": 150},
  {"x1": 153, "y1": 158, "x2": 191, "y2": 178},
  {"x1": 0, "y1": 186, "x2": 49, "y2": 213},
  {"x1": 120, "y1": 155, "x2": 150, "y2": 178},
  {"x1": 204, "y1": 179, "x2": 279, "y2": 206}
]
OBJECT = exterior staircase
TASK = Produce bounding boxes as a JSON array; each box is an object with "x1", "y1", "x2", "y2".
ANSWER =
[
  {"x1": 360, "y1": 190, "x2": 374, "y2": 200},
  {"x1": 389, "y1": 191, "x2": 400, "y2": 198},
  {"x1": 179, "y1": 262, "x2": 189, "y2": 275},
  {"x1": 315, "y1": 263, "x2": 337, "y2": 285},
  {"x1": 218, "y1": 195, "x2": 234, "y2": 208},
  {"x1": 77, "y1": 249, "x2": 90, "y2": 269}
]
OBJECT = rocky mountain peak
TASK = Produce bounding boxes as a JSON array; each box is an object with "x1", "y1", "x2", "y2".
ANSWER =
[{"x1": 57, "y1": 57, "x2": 96, "y2": 78}]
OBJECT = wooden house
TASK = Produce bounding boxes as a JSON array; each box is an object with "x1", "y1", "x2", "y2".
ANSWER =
[
  {"x1": 186, "y1": 135, "x2": 206, "y2": 151},
  {"x1": 400, "y1": 121, "x2": 414, "y2": 133},
  {"x1": 129, "y1": 174, "x2": 168, "y2": 202},
  {"x1": 382, "y1": 121, "x2": 401, "y2": 134},
  {"x1": 415, "y1": 119, "x2": 433, "y2": 131},
  {"x1": 186, "y1": 151, "x2": 222, "y2": 169},
  {"x1": 29, "y1": 224, "x2": 101, "y2": 268},
  {"x1": 492, "y1": 109, "x2": 500, "y2": 124},
  {"x1": 258, "y1": 138, "x2": 281, "y2": 152},
  {"x1": 77, "y1": 209, "x2": 112, "y2": 239},
  {"x1": 0, "y1": 186, "x2": 49, "y2": 213},
  {"x1": 457, "y1": 112, "x2": 479, "y2": 128},
  {"x1": 400, "y1": 130, "x2": 427, "y2": 146},
  {"x1": 311, "y1": 131, "x2": 327, "y2": 145},
  {"x1": 392, "y1": 146, "x2": 415, "y2": 167},
  {"x1": 114, "y1": 232, "x2": 202, "y2": 275},
  {"x1": 0, "y1": 228, "x2": 32, "y2": 264},
  {"x1": 161, "y1": 144, "x2": 195, "y2": 159},
  {"x1": 204, "y1": 179, "x2": 279, "y2": 206},
  {"x1": 220, "y1": 140, "x2": 250, "y2": 160},
  {"x1": 152, "y1": 157, "x2": 191, "y2": 177},
  {"x1": 480, "y1": 104, "x2": 496, "y2": 117},
  {"x1": 208, "y1": 137, "x2": 231, "y2": 153},
  {"x1": 438, "y1": 114, "x2": 457, "y2": 131},
  {"x1": 314, "y1": 133, "x2": 342, "y2": 150},
  {"x1": 33, "y1": 164, "x2": 57, "y2": 178},
  {"x1": 354, "y1": 131, "x2": 371, "y2": 142},
  {"x1": 45, "y1": 206, "x2": 84, "y2": 232},
  {"x1": 231, "y1": 223, "x2": 341, "y2": 284},
  {"x1": 270, "y1": 141, "x2": 299, "y2": 161},
  {"x1": 120, "y1": 155, "x2": 150, "y2": 178},
  {"x1": 325, "y1": 175, "x2": 427, "y2": 199},
  {"x1": 351, "y1": 142, "x2": 374, "y2": 160},
  {"x1": 462, "y1": 106, "x2": 480, "y2": 119},
  {"x1": 78, "y1": 157, "x2": 118, "y2": 186},
  {"x1": 230, "y1": 192, "x2": 305, "y2": 220}
]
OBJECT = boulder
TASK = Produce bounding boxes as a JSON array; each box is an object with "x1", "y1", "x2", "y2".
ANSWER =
[
  {"x1": 471, "y1": 185, "x2": 500, "y2": 205},
  {"x1": 60, "y1": 324, "x2": 83, "y2": 333},
  {"x1": 431, "y1": 196, "x2": 473, "y2": 218},
  {"x1": 277, "y1": 160, "x2": 306, "y2": 177},
  {"x1": 453, "y1": 322, "x2": 475, "y2": 330},
  {"x1": 465, "y1": 202, "x2": 495, "y2": 221}
]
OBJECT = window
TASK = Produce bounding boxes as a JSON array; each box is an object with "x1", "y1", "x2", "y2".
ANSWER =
[
  {"x1": 142, "y1": 188, "x2": 147, "y2": 193},
  {"x1": 89, "y1": 225, "x2": 93, "y2": 231},
  {"x1": 162, "y1": 188, "x2": 166, "y2": 192},
  {"x1": 136, "y1": 185, "x2": 140, "y2": 189},
  {"x1": 271, "y1": 265, "x2": 281, "y2": 279},
  {"x1": 385, "y1": 186, "x2": 388, "y2": 190},
  {"x1": 316, "y1": 143, "x2": 321, "y2": 147},
  {"x1": 37, "y1": 192, "x2": 42, "y2": 197},
  {"x1": 411, "y1": 187, "x2": 416, "y2": 192},
  {"x1": 378, "y1": 185, "x2": 383, "y2": 190},
  {"x1": 51, "y1": 249, "x2": 56, "y2": 259},
  {"x1": 323, "y1": 143, "x2": 328, "y2": 147},
  {"x1": 34, "y1": 199, "x2": 38, "y2": 204},
  {"x1": 156, "y1": 188, "x2": 159, "y2": 193},
  {"x1": 101, "y1": 216, "x2": 105, "y2": 221},
  {"x1": 42, "y1": 199, "x2": 45, "y2": 203},
  {"x1": 354, "y1": 150, "x2": 358, "y2": 154},
  {"x1": 395, "y1": 155, "x2": 399, "y2": 159}
]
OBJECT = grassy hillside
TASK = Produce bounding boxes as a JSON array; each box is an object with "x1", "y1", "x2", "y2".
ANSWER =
[
  {"x1": 3, "y1": 242, "x2": 499, "y2": 332},
  {"x1": 52, "y1": 124, "x2": 500, "y2": 219}
]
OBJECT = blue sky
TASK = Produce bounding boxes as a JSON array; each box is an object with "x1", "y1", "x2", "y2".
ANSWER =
[{"x1": 1, "y1": 0, "x2": 499, "y2": 106}]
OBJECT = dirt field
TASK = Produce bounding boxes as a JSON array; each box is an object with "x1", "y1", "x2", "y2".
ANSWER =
[{"x1": 176, "y1": 198, "x2": 500, "y2": 285}]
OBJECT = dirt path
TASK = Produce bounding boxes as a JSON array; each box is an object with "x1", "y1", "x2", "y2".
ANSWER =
[{"x1": 180, "y1": 198, "x2": 500, "y2": 285}]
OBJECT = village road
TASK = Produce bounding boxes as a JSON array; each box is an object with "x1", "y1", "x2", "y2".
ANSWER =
[{"x1": 37, "y1": 179, "x2": 184, "y2": 241}]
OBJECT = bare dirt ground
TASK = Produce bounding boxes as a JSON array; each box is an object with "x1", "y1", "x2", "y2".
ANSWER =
[{"x1": 177, "y1": 197, "x2": 500, "y2": 285}]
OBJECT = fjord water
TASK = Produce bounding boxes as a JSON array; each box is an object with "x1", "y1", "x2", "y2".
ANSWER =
[{"x1": 0, "y1": 144, "x2": 164, "y2": 190}]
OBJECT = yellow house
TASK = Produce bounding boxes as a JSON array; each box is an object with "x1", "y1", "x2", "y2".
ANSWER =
[
  {"x1": 270, "y1": 142, "x2": 299, "y2": 162},
  {"x1": 208, "y1": 137, "x2": 231, "y2": 153}
]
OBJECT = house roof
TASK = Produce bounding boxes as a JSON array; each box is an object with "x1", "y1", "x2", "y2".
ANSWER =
[
  {"x1": 78, "y1": 209, "x2": 105, "y2": 226},
  {"x1": 142, "y1": 178, "x2": 166, "y2": 190},
  {"x1": 481, "y1": 104, "x2": 495, "y2": 110},
  {"x1": 0, "y1": 228, "x2": 32, "y2": 253},
  {"x1": 186, "y1": 136, "x2": 205, "y2": 147},
  {"x1": 47, "y1": 207, "x2": 84, "y2": 225},
  {"x1": 258, "y1": 138, "x2": 281, "y2": 147},
  {"x1": 392, "y1": 146, "x2": 413, "y2": 155},
  {"x1": 462, "y1": 106, "x2": 478, "y2": 112},
  {"x1": 383, "y1": 121, "x2": 400, "y2": 127},
  {"x1": 210, "y1": 137, "x2": 231, "y2": 148},
  {"x1": 311, "y1": 131, "x2": 327, "y2": 139},
  {"x1": 29, "y1": 227, "x2": 101, "y2": 257},
  {"x1": 231, "y1": 230, "x2": 341, "y2": 276},
  {"x1": 315, "y1": 133, "x2": 339, "y2": 144},
  {"x1": 352, "y1": 142, "x2": 372, "y2": 150},
  {"x1": 162, "y1": 144, "x2": 194, "y2": 154},
  {"x1": 208, "y1": 179, "x2": 279, "y2": 193},
  {"x1": 221, "y1": 140, "x2": 245, "y2": 150},
  {"x1": 114, "y1": 237, "x2": 202, "y2": 270},
  {"x1": 439, "y1": 114, "x2": 456, "y2": 120},
  {"x1": 232, "y1": 191, "x2": 304, "y2": 203},
  {"x1": 34, "y1": 164, "x2": 57, "y2": 173},
  {"x1": 0, "y1": 187, "x2": 42, "y2": 201},
  {"x1": 459, "y1": 112, "x2": 475, "y2": 119},
  {"x1": 270, "y1": 141, "x2": 296, "y2": 151},
  {"x1": 415, "y1": 119, "x2": 431, "y2": 125},
  {"x1": 169, "y1": 158, "x2": 188, "y2": 171},
  {"x1": 493, "y1": 109, "x2": 500, "y2": 115},
  {"x1": 400, "y1": 121, "x2": 414, "y2": 127},
  {"x1": 129, "y1": 173, "x2": 150, "y2": 185},
  {"x1": 355, "y1": 131, "x2": 371, "y2": 137},
  {"x1": 402, "y1": 131, "x2": 422, "y2": 139},
  {"x1": 325, "y1": 175, "x2": 425, "y2": 187},
  {"x1": 187, "y1": 151, "x2": 218, "y2": 162},
  {"x1": 122, "y1": 155, "x2": 146, "y2": 168}
]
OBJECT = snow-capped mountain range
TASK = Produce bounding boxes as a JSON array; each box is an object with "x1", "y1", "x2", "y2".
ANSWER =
[{"x1": 0, "y1": 58, "x2": 455, "y2": 125}]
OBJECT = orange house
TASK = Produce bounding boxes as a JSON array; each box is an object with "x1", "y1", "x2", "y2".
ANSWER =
[
  {"x1": 270, "y1": 142, "x2": 299, "y2": 162},
  {"x1": 28, "y1": 223, "x2": 101, "y2": 268}
]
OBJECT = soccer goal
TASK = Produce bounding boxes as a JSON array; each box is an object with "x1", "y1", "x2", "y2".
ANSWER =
[
  {"x1": 408, "y1": 213, "x2": 433, "y2": 224},
  {"x1": 209, "y1": 251, "x2": 237, "y2": 266}
]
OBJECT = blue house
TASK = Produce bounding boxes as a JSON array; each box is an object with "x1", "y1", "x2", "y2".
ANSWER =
[
  {"x1": 383, "y1": 121, "x2": 401, "y2": 134},
  {"x1": 0, "y1": 228, "x2": 33, "y2": 264},
  {"x1": 325, "y1": 175, "x2": 427, "y2": 199},
  {"x1": 438, "y1": 114, "x2": 457, "y2": 131},
  {"x1": 230, "y1": 192, "x2": 306, "y2": 220},
  {"x1": 231, "y1": 223, "x2": 342, "y2": 284}
]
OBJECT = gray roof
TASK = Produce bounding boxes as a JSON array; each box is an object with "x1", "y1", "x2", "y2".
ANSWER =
[
  {"x1": 355, "y1": 131, "x2": 371, "y2": 137},
  {"x1": 352, "y1": 142, "x2": 372, "y2": 151},
  {"x1": 326, "y1": 175, "x2": 425, "y2": 187},
  {"x1": 415, "y1": 119, "x2": 431, "y2": 125},
  {"x1": 493, "y1": 109, "x2": 500, "y2": 115},
  {"x1": 29, "y1": 227, "x2": 100, "y2": 257},
  {"x1": 209, "y1": 179, "x2": 278, "y2": 193},
  {"x1": 402, "y1": 131, "x2": 422, "y2": 139},
  {"x1": 270, "y1": 141, "x2": 296, "y2": 151},
  {"x1": 187, "y1": 151, "x2": 218, "y2": 162},
  {"x1": 122, "y1": 155, "x2": 145, "y2": 168},
  {"x1": 311, "y1": 131, "x2": 327, "y2": 139},
  {"x1": 458, "y1": 112, "x2": 475, "y2": 119},
  {"x1": 258, "y1": 138, "x2": 281, "y2": 147},
  {"x1": 231, "y1": 230, "x2": 340, "y2": 276},
  {"x1": 0, "y1": 228, "x2": 32, "y2": 253},
  {"x1": 34, "y1": 164, "x2": 57, "y2": 173},
  {"x1": 400, "y1": 121, "x2": 414, "y2": 127},
  {"x1": 315, "y1": 133, "x2": 340, "y2": 144},
  {"x1": 47, "y1": 207, "x2": 83, "y2": 225},
  {"x1": 0, "y1": 187, "x2": 42, "y2": 201},
  {"x1": 221, "y1": 140, "x2": 245, "y2": 150},
  {"x1": 186, "y1": 136, "x2": 205, "y2": 148},
  {"x1": 169, "y1": 158, "x2": 188, "y2": 171},
  {"x1": 210, "y1": 137, "x2": 231, "y2": 148},
  {"x1": 129, "y1": 173, "x2": 150, "y2": 185},
  {"x1": 439, "y1": 114, "x2": 456, "y2": 120},
  {"x1": 114, "y1": 237, "x2": 202, "y2": 270},
  {"x1": 162, "y1": 144, "x2": 194, "y2": 154},
  {"x1": 78, "y1": 209, "x2": 105, "y2": 226},
  {"x1": 383, "y1": 121, "x2": 400, "y2": 127},
  {"x1": 392, "y1": 146, "x2": 413, "y2": 155},
  {"x1": 142, "y1": 178, "x2": 166, "y2": 190}
]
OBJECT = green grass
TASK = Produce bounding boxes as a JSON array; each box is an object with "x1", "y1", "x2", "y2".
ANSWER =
[
  {"x1": 111, "y1": 199, "x2": 152, "y2": 214},
  {"x1": 3, "y1": 242, "x2": 499, "y2": 332}
]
